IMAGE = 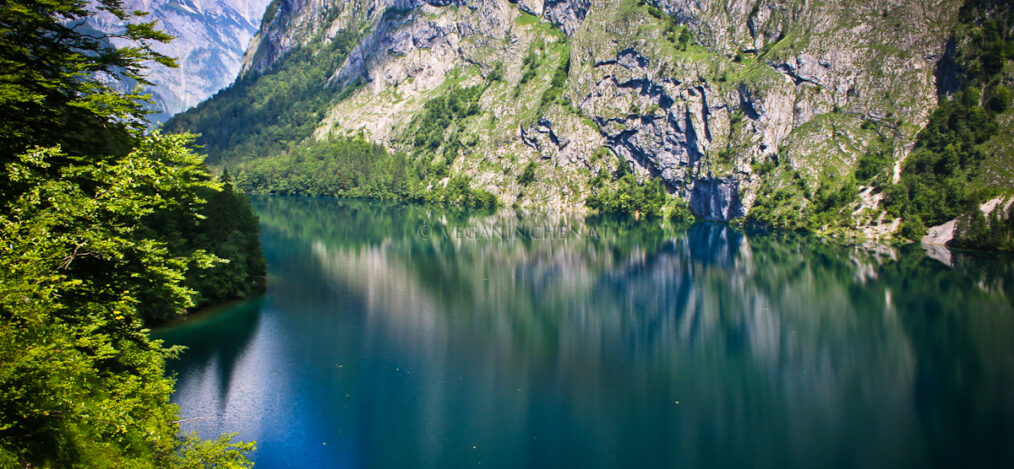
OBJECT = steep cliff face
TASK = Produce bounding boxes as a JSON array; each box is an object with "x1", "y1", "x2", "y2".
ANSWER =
[
  {"x1": 171, "y1": 0, "x2": 1009, "y2": 234},
  {"x1": 90, "y1": 0, "x2": 272, "y2": 123},
  {"x1": 565, "y1": 0, "x2": 957, "y2": 221},
  {"x1": 240, "y1": 0, "x2": 435, "y2": 75}
]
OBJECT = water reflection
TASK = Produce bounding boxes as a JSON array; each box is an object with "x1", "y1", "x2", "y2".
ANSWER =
[
  {"x1": 159, "y1": 300, "x2": 263, "y2": 411},
  {"x1": 161, "y1": 196, "x2": 1014, "y2": 469}
]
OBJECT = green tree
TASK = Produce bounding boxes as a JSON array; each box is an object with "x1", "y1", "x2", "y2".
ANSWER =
[
  {"x1": 881, "y1": 0, "x2": 1013, "y2": 244},
  {"x1": 586, "y1": 169, "x2": 670, "y2": 219},
  {"x1": 1, "y1": 135, "x2": 253, "y2": 467},
  {"x1": 0, "y1": 1, "x2": 259, "y2": 466},
  {"x1": 0, "y1": 0, "x2": 175, "y2": 165}
]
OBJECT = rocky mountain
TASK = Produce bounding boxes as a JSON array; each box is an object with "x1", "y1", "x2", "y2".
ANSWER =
[
  {"x1": 89, "y1": 0, "x2": 273, "y2": 123},
  {"x1": 167, "y1": 0, "x2": 1014, "y2": 248}
]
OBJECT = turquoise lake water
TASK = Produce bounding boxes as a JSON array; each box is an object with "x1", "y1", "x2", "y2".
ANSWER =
[{"x1": 157, "y1": 196, "x2": 1014, "y2": 468}]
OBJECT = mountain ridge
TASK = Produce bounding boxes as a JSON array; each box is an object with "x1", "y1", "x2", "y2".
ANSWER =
[{"x1": 167, "y1": 0, "x2": 1014, "y2": 248}]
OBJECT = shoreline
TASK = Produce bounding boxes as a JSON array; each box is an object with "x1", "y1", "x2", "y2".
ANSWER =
[{"x1": 152, "y1": 293, "x2": 264, "y2": 332}]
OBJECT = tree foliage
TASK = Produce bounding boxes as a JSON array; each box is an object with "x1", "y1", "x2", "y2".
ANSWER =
[
  {"x1": 169, "y1": 37, "x2": 500, "y2": 208},
  {"x1": 586, "y1": 161, "x2": 673, "y2": 219},
  {"x1": 404, "y1": 82, "x2": 484, "y2": 166},
  {"x1": 744, "y1": 183, "x2": 811, "y2": 231},
  {"x1": 882, "y1": 0, "x2": 1013, "y2": 242},
  {"x1": 165, "y1": 27, "x2": 361, "y2": 166},
  {"x1": 237, "y1": 134, "x2": 416, "y2": 199},
  {"x1": 423, "y1": 174, "x2": 499, "y2": 210},
  {"x1": 854, "y1": 135, "x2": 894, "y2": 185},
  {"x1": 517, "y1": 160, "x2": 537, "y2": 186},
  {"x1": 746, "y1": 167, "x2": 858, "y2": 233},
  {"x1": 884, "y1": 95, "x2": 996, "y2": 235},
  {"x1": 0, "y1": 1, "x2": 261, "y2": 466},
  {"x1": 1, "y1": 135, "x2": 254, "y2": 467},
  {"x1": 0, "y1": 0, "x2": 174, "y2": 163},
  {"x1": 953, "y1": 202, "x2": 1014, "y2": 251}
]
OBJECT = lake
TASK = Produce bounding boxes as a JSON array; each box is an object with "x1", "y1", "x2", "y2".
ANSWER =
[{"x1": 157, "y1": 196, "x2": 1014, "y2": 468}]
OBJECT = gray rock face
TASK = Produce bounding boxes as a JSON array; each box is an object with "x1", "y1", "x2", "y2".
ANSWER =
[
  {"x1": 90, "y1": 0, "x2": 272, "y2": 123},
  {"x1": 521, "y1": 118, "x2": 574, "y2": 160},
  {"x1": 563, "y1": 0, "x2": 954, "y2": 220},
  {"x1": 325, "y1": 1, "x2": 476, "y2": 88},
  {"x1": 582, "y1": 47, "x2": 711, "y2": 191},
  {"x1": 242, "y1": 0, "x2": 445, "y2": 75},
  {"x1": 509, "y1": 0, "x2": 589, "y2": 34},
  {"x1": 690, "y1": 176, "x2": 744, "y2": 221}
]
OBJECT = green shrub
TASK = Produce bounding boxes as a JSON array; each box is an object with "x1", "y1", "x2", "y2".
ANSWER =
[
  {"x1": 752, "y1": 158, "x2": 778, "y2": 176},
  {"x1": 586, "y1": 172, "x2": 669, "y2": 218},
  {"x1": 407, "y1": 83, "x2": 484, "y2": 156},
  {"x1": 487, "y1": 62, "x2": 505, "y2": 82},
  {"x1": 518, "y1": 160, "x2": 538, "y2": 185},
  {"x1": 988, "y1": 85, "x2": 1011, "y2": 112},
  {"x1": 539, "y1": 55, "x2": 571, "y2": 110},
  {"x1": 855, "y1": 136, "x2": 893, "y2": 183},
  {"x1": 520, "y1": 49, "x2": 538, "y2": 84},
  {"x1": 425, "y1": 174, "x2": 500, "y2": 210}
]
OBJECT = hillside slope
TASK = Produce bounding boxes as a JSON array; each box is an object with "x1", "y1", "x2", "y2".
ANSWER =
[{"x1": 167, "y1": 0, "x2": 1014, "y2": 247}]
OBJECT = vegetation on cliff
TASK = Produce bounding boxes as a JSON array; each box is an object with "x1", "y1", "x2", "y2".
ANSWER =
[
  {"x1": 166, "y1": 27, "x2": 364, "y2": 166},
  {"x1": 882, "y1": 0, "x2": 1014, "y2": 249},
  {"x1": 587, "y1": 158, "x2": 694, "y2": 220},
  {"x1": 744, "y1": 0, "x2": 1013, "y2": 248},
  {"x1": 168, "y1": 22, "x2": 498, "y2": 210}
]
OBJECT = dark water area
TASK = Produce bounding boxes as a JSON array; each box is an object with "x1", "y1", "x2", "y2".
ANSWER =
[{"x1": 157, "y1": 196, "x2": 1014, "y2": 468}]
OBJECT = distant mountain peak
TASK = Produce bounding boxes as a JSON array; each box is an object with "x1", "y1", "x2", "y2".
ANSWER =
[{"x1": 90, "y1": 0, "x2": 274, "y2": 124}]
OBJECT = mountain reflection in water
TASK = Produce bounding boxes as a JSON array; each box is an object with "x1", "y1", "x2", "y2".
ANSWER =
[{"x1": 159, "y1": 196, "x2": 1014, "y2": 469}]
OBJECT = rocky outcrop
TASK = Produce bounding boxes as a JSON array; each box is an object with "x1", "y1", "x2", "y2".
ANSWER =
[
  {"x1": 565, "y1": 0, "x2": 957, "y2": 220},
  {"x1": 518, "y1": 114, "x2": 603, "y2": 173},
  {"x1": 326, "y1": 1, "x2": 485, "y2": 89},
  {"x1": 509, "y1": 0, "x2": 589, "y2": 34},
  {"x1": 923, "y1": 219, "x2": 958, "y2": 247},
  {"x1": 579, "y1": 45, "x2": 731, "y2": 212},
  {"x1": 241, "y1": 0, "x2": 460, "y2": 75}
]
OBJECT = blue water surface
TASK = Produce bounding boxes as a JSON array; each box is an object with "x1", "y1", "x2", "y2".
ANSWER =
[{"x1": 157, "y1": 196, "x2": 1014, "y2": 468}]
